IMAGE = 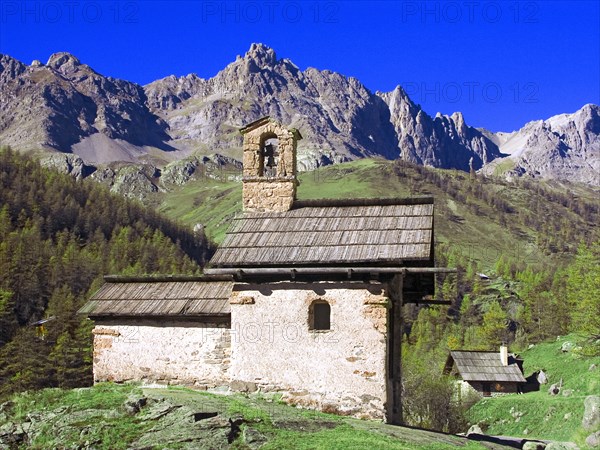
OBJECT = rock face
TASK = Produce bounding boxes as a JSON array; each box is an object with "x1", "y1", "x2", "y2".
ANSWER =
[
  {"x1": 481, "y1": 104, "x2": 600, "y2": 185},
  {"x1": 377, "y1": 86, "x2": 502, "y2": 170},
  {"x1": 145, "y1": 43, "x2": 400, "y2": 169},
  {"x1": 1, "y1": 44, "x2": 598, "y2": 184},
  {"x1": 40, "y1": 153, "x2": 96, "y2": 180},
  {"x1": 0, "y1": 52, "x2": 172, "y2": 159},
  {"x1": 89, "y1": 164, "x2": 161, "y2": 201}
]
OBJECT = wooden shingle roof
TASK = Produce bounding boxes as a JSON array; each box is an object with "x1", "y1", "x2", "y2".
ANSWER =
[
  {"x1": 446, "y1": 351, "x2": 526, "y2": 383},
  {"x1": 79, "y1": 276, "x2": 233, "y2": 318},
  {"x1": 209, "y1": 198, "x2": 434, "y2": 268}
]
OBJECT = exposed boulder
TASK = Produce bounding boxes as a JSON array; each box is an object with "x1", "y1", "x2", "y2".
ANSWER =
[
  {"x1": 160, "y1": 153, "x2": 242, "y2": 187},
  {"x1": 123, "y1": 394, "x2": 149, "y2": 415},
  {"x1": 586, "y1": 431, "x2": 600, "y2": 448},
  {"x1": 583, "y1": 395, "x2": 600, "y2": 431},
  {"x1": 548, "y1": 384, "x2": 560, "y2": 396},
  {"x1": 523, "y1": 442, "x2": 546, "y2": 450},
  {"x1": 561, "y1": 342, "x2": 576, "y2": 353},
  {"x1": 545, "y1": 442, "x2": 579, "y2": 450},
  {"x1": 466, "y1": 424, "x2": 483, "y2": 436},
  {"x1": 90, "y1": 163, "x2": 160, "y2": 201},
  {"x1": 243, "y1": 426, "x2": 268, "y2": 449},
  {"x1": 40, "y1": 153, "x2": 96, "y2": 180}
]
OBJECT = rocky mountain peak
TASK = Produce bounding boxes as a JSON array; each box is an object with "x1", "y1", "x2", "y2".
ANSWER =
[
  {"x1": 391, "y1": 85, "x2": 411, "y2": 100},
  {"x1": 378, "y1": 86, "x2": 501, "y2": 169},
  {"x1": 0, "y1": 54, "x2": 27, "y2": 81},
  {"x1": 0, "y1": 48, "x2": 596, "y2": 185},
  {"x1": 578, "y1": 104, "x2": 600, "y2": 134},
  {"x1": 244, "y1": 43, "x2": 277, "y2": 68},
  {"x1": 450, "y1": 111, "x2": 467, "y2": 134},
  {"x1": 481, "y1": 104, "x2": 600, "y2": 185},
  {"x1": 46, "y1": 52, "x2": 82, "y2": 73}
]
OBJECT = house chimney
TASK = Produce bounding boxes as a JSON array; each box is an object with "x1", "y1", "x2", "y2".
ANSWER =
[
  {"x1": 239, "y1": 116, "x2": 302, "y2": 213},
  {"x1": 499, "y1": 344, "x2": 508, "y2": 366}
]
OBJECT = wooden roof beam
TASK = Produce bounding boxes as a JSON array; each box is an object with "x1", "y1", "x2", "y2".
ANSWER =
[{"x1": 205, "y1": 266, "x2": 456, "y2": 277}]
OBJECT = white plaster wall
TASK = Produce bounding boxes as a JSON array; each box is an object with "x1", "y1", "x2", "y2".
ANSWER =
[
  {"x1": 229, "y1": 282, "x2": 389, "y2": 419},
  {"x1": 92, "y1": 320, "x2": 230, "y2": 387}
]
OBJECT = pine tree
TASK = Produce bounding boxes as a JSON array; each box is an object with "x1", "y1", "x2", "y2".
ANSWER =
[
  {"x1": 477, "y1": 301, "x2": 509, "y2": 350},
  {"x1": 567, "y1": 242, "x2": 600, "y2": 338}
]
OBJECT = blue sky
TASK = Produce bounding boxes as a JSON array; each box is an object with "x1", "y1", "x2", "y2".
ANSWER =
[{"x1": 1, "y1": 0, "x2": 598, "y2": 132}]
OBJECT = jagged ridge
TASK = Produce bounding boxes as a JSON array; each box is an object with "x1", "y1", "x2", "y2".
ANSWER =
[{"x1": 0, "y1": 44, "x2": 598, "y2": 185}]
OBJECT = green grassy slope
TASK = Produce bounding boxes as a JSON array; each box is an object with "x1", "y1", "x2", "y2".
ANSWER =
[
  {"x1": 1, "y1": 383, "x2": 507, "y2": 449},
  {"x1": 157, "y1": 158, "x2": 599, "y2": 271},
  {"x1": 159, "y1": 178, "x2": 242, "y2": 243},
  {"x1": 466, "y1": 335, "x2": 600, "y2": 445}
]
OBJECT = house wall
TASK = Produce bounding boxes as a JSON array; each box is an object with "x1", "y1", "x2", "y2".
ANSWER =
[
  {"x1": 92, "y1": 319, "x2": 230, "y2": 388},
  {"x1": 228, "y1": 281, "x2": 389, "y2": 420},
  {"x1": 464, "y1": 380, "x2": 521, "y2": 397}
]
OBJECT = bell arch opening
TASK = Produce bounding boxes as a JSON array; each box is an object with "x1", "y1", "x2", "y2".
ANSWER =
[{"x1": 259, "y1": 133, "x2": 279, "y2": 177}]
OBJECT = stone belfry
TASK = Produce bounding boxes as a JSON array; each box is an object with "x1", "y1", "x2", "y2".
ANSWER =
[{"x1": 239, "y1": 117, "x2": 302, "y2": 212}]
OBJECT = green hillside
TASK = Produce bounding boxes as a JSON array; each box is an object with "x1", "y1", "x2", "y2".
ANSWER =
[
  {"x1": 1, "y1": 152, "x2": 597, "y2": 441},
  {"x1": 0, "y1": 148, "x2": 209, "y2": 400},
  {"x1": 467, "y1": 335, "x2": 600, "y2": 445},
  {"x1": 155, "y1": 158, "x2": 600, "y2": 438},
  {"x1": 158, "y1": 158, "x2": 599, "y2": 271}
]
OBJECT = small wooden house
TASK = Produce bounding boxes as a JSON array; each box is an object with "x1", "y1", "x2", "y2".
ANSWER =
[
  {"x1": 444, "y1": 346, "x2": 526, "y2": 397},
  {"x1": 80, "y1": 117, "x2": 453, "y2": 423}
]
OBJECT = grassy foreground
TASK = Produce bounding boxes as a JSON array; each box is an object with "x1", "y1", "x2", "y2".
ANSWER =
[
  {"x1": 466, "y1": 335, "x2": 600, "y2": 446},
  {"x1": 0, "y1": 383, "x2": 505, "y2": 450}
]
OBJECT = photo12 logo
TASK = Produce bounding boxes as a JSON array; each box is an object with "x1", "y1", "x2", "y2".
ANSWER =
[
  {"x1": 201, "y1": 1, "x2": 340, "y2": 24},
  {"x1": 402, "y1": 81, "x2": 540, "y2": 104},
  {"x1": 1, "y1": 1, "x2": 139, "y2": 24},
  {"x1": 400, "y1": 1, "x2": 539, "y2": 24}
]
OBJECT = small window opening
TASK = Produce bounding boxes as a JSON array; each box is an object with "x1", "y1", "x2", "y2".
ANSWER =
[
  {"x1": 309, "y1": 301, "x2": 331, "y2": 331},
  {"x1": 261, "y1": 138, "x2": 279, "y2": 177}
]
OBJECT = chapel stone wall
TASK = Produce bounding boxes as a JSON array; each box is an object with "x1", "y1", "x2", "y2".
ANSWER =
[
  {"x1": 92, "y1": 320, "x2": 230, "y2": 388},
  {"x1": 228, "y1": 282, "x2": 389, "y2": 420}
]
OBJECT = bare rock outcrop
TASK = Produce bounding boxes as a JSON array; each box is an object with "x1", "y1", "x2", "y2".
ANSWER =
[
  {"x1": 1, "y1": 45, "x2": 598, "y2": 185},
  {"x1": 0, "y1": 52, "x2": 172, "y2": 158},
  {"x1": 481, "y1": 104, "x2": 600, "y2": 185},
  {"x1": 378, "y1": 86, "x2": 502, "y2": 170}
]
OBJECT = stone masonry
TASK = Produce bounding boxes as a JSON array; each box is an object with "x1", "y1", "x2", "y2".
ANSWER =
[
  {"x1": 241, "y1": 117, "x2": 301, "y2": 212},
  {"x1": 92, "y1": 320, "x2": 230, "y2": 389},
  {"x1": 228, "y1": 282, "x2": 389, "y2": 419}
]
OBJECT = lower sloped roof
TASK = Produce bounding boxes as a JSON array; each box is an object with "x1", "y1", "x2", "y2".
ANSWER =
[
  {"x1": 209, "y1": 198, "x2": 434, "y2": 268},
  {"x1": 447, "y1": 351, "x2": 526, "y2": 383},
  {"x1": 78, "y1": 276, "x2": 233, "y2": 318}
]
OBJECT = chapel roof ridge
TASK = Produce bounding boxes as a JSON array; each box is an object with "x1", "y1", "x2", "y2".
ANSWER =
[{"x1": 291, "y1": 196, "x2": 434, "y2": 209}]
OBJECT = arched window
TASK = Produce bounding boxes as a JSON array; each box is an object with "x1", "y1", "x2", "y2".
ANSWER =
[{"x1": 309, "y1": 300, "x2": 331, "y2": 331}]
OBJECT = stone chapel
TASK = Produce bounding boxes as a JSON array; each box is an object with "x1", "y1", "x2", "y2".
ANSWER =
[{"x1": 80, "y1": 117, "x2": 448, "y2": 423}]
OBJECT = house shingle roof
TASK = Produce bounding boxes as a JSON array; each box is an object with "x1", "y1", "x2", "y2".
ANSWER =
[
  {"x1": 209, "y1": 198, "x2": 434, "y2": 268},
  {"x1": 448, "y1": 351, "x2": 526, "y2": 383},
  {"x1": 78, "y1": 277, "x2": 233, "y2": 318}
]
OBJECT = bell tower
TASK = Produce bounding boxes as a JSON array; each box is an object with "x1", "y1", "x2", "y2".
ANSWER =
[{"x1": 240, "y1": 117, "x2": 302, "y2": 212}]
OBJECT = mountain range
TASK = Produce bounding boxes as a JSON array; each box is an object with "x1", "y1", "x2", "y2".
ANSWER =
[{"x1": 0, "y1": 43, "x2": 598, "y2": 185}]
